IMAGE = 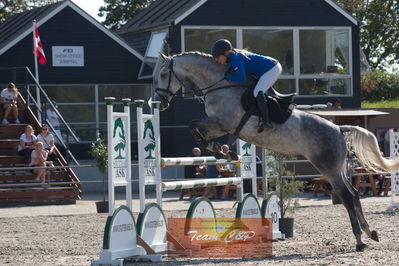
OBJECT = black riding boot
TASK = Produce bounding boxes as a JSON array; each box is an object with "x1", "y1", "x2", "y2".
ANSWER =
[{"x1": 255, "y1": 92, "x2": 273, "y2": 129}]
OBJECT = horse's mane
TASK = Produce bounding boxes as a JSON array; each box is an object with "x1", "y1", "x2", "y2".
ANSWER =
[{"x1": 173, "y1": 51, "x2": 214, "y2": 62}]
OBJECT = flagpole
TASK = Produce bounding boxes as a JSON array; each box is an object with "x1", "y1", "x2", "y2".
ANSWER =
[{"x1": 32, "y1": 20, "x2": 41, "y2": 123}]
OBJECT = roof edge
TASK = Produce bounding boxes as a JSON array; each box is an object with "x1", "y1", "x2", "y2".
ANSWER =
[
  {"x1": 324, "y1": 0, "x2": 359, "y2": 25},
  {"x1": 0, "y1": 0, "x2": 143, "y2": 60},
  {"x1": 174, "y1": 0, "x2": 207, "y2": 25},
  {"x1": 66, "y1": 1, "x2": 143, "y2": 60},
  {"x1": 0, "y1": 1, "x2": 69, "y2": 56}
]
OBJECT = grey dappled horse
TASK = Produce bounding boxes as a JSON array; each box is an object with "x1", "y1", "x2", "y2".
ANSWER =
[{"x1": 154, "y1": 52, "x2": 399, "y2": 251}]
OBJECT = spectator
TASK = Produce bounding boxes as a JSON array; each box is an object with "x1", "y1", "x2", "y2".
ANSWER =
[
  {"x1": 18, "y1": 125, "x2": 37, "y2": 163},
  {"x1": 216, "y1": 144, "x2": 236, "y2": 178},
  {"x1": 36, "y1": 124, "x2": 57, "y2": 164},
  {"x1": 46, "y1": 101, "x2": 61, "y2": 142},
  {"x1": 216, "y1": 144, "x2": 237, "y2": 199},
  {"x1": 384, "y1": 128, "x2": 394, "y2": 158},
  {"x1": 192, "y1": 147, "x2": 207, "y2": 178},
  {"x1": 1, "y1": 82, "x2": 20, "y2": 124},
  {"x1": 30, "y1": 141, "x2": 53, "y2": 183},
  {"x1": 180, "y1": 147, "x2": 208, "y2": 200},
  {"x1": 333, "y1": 98, "x2": 342, "y2": 109}
]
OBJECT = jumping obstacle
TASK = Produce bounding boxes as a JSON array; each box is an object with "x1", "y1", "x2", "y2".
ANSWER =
[
  {"x1": 92, "y1": 98, "x2": 162, "y2": 265},
  {"x1": 94, "y1": 98, "x2": 281, "y2": 264},
  {"x1": 389, "y1": 130, "x2": 399, "y2": 210},
  {"x1": 134, "y1": 99, "x2": 281, "y2": 252}
]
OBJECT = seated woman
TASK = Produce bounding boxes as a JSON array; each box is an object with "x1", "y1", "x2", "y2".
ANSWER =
[
  {"x1": 18, "y1": 125, "x2": 37, "y2": 164},
  {"x1": 36, "y1": 124, "x2": 57, "y2": 164},
  {"x1": 0, "y1": 82, "x2": 20, "y2": 124},
  {"x1": 30, "y1": 141, "x2": 53, "y2": 183}
]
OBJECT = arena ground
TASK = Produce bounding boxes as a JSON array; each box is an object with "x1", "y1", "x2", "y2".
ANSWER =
[{"x1": 0, "y1": 192, "x2": 398, "y2": 265}]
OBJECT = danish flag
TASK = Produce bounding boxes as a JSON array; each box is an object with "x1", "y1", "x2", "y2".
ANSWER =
[{"x1": 33, "y1": 20, "x2": 47, "y2": 64}]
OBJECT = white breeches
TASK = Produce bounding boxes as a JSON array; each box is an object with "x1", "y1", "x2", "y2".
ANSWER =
[{"x1": 253, "y1": 62, "x2": 282, "y2": 97}]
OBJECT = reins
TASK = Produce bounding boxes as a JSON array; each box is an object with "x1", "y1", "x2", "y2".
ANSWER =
[{"x1": 155, "y1": 58, "x2": 250, "y2": 102}]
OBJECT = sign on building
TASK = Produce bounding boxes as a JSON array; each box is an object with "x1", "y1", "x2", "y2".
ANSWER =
[{"x1": 52, "y1": 46, "x2": 84, "y2": 67}]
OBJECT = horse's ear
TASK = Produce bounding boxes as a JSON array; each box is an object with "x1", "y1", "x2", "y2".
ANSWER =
[{"x1": 159, "y1": 53, "x2": 169, "y2": 61}]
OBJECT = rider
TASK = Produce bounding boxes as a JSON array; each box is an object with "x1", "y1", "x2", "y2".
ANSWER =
[{"x1": 211, "y1": 39, "x2": 282, "y2": 129}]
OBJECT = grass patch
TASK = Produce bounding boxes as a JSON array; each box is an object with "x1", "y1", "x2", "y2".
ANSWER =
[{"x1": 361, "y1": 98, "x2": 399, "y2": 108}]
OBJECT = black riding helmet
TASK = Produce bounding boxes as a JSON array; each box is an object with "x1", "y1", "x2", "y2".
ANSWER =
[{"x1": 211, "y1": 39, "x2": 232, "y2": 58}]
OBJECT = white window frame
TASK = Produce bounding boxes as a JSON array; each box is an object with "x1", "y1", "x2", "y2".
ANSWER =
[
  {"x1": 138, "y1": 30, "x2": 168, "y2": 80},
  {"x1": 181, "y1": 26, "x2": 353, "y2": 97}
]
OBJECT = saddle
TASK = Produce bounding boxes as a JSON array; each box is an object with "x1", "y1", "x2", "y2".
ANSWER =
[{"x1": 234, "y1": 87, "x2": 295, "y2": 136}]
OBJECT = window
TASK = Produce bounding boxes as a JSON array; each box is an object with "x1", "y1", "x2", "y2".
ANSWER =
[
  {"x1": 300, "y1": 29, "x2": 349, "y2": 74},
  {"x1": 184, "y1": 28, "x2": 236, "y2": 52},
  {"x1": 243, "y1": 29, "x2": 294, "y2": 75},
  {"x1": 138, "y1": 30, "x2": 168, "y2": 79},
  {"x1": 182, "y1": 27, "x2": 352, "y2": 97}
]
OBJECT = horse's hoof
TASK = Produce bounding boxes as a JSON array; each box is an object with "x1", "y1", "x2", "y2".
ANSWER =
[
  {"x1": 214, "y1": 152, "x2": 224, "y2": 160},
  {"x1": 356, "y1": 243, "x2": 367, "y2": 252},
  {"x1": 371, "y1": 230, "x2": 379, "y2": 242},
  {"x1": 211, "y1": 142, "x2": 222, "y2": 152},
  {"x1": 227, "y1": 151, "x2": 239, "y2": 161}
]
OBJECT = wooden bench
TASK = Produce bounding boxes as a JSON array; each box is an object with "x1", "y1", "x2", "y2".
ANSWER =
[{"x1": 353, "y1": 168, "x2": 378, "y2": 196}]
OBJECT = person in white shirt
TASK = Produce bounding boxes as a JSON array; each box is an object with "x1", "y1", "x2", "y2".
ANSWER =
[
  {"x1": 36, "y1": 124, "x2": 57, "y2": 164},
  {"x1": 18, "y1": 125, "x2": 37, "y2": 163},
  {"x1": 0, "y1": 82, "x2": 20, "y2": 124},
  {"x1": 46, "y1": 101, "x2": 62, "y2": 142}
]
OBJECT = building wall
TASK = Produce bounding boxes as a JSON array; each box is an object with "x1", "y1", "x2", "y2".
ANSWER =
[
  {"x1": 157, "y1": 0, "x2": 362, "y2": 155},
  {"x1": 171, "y1": 0, "x2": 360, "y2": 108},
  {"x1": 0, "y1": 6, "x2": 143, "y2": 85}
]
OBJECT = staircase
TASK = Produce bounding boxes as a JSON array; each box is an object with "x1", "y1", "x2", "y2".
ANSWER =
[{"x1": 0, "y1": 93, "x2": 81, "y2": 205}]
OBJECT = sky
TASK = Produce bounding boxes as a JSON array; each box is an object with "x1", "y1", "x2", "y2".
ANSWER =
[{"x1": 71, "y1": 0, "x2": 105, "y2": 22}]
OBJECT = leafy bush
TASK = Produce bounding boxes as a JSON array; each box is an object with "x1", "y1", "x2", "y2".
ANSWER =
[
  {"x1": 89, "y1": 134, "x2": 108, "y2": 174},
  {"x1": 267, "y1": 151, "x2": 307, "y2": 219},
  {"x1": 361, "y1": 70, "x2": 399, "y2": 102}
]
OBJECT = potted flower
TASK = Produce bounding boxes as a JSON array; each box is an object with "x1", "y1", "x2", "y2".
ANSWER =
[
  {"x1": 89, "y1": 133, "x2": 108, "y2": 213},
  {"x1": 267, "y1": 151, "x2": 306, "y2": 238}
]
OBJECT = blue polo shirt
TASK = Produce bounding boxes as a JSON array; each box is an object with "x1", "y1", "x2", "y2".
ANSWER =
[{"x1": 225, "y1": 51, "x2": 278, "y2": 83}]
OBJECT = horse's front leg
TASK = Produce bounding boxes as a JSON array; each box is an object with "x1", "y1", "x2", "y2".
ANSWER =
[{"x1": 189, "y1": 117, "x2": 234, "y2": 159}]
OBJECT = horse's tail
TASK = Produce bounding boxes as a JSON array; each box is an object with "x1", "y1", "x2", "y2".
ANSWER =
[{"x1": 341, "y1": 125, "x2": 399, "y2": 172}]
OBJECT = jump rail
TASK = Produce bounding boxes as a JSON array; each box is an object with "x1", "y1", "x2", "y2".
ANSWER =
[
  {"x1": 162, "y1": 177, "x2": 242, "y2": 191},
  {"x1": 160, "y1": 156, "x2": 241, "y2": 167}
]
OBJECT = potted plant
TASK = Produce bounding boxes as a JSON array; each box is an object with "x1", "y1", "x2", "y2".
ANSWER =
[
  {"x1": 267, "y1": 151, "x2": 306, "y2": 238},
  {"x1": 89, "y1": 133, "x2": 108, "y2": 213}
]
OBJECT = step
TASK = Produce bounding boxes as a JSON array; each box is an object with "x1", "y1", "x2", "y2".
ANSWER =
[
  {"x1": 0, "y1": 140, "x2": 19, "y2": 156},
  {"x1": 0, "y1": 171, "x2": 72, "y2": 183},
  {"x1": 0, "y1": 188, "x2": 81, "y2": 203},
  {"x1": 0, "y1": 124, "x2": 31, "y2": 139},
  {"x1": 0, "y1": 155, "x2": 25, "y2": 166}
]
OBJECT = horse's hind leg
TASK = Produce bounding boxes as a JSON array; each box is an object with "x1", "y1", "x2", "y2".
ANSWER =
[
  {"x1": 332, "y1": 181, "x2": 367, "y2": 251},
  {"x1": 345, "y1": 181, "x2": 379, "y2": 242}
]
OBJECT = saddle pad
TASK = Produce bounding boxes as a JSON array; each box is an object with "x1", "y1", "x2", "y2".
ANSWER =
[{"x1": 241, "y1": 87, "x2": 294, "y2": 124}]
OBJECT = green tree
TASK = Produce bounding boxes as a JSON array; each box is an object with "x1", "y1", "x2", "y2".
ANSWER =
[
  {"x1": 0, "y1": 0, "x2": 57, "y2": 23},
  {"x1": 98, "y1": 0, "x2": 155, "y2": 30},
  {"x1": 336, "y1": 0, "x2": 399, "y2": 69}
]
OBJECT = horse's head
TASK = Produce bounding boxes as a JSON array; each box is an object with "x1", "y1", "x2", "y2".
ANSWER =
[
  {"x1": 154, "y1": 53, "x2": 185, "y2": 111},
  {"x1": 154, "y1": 52, "x2": 227, "y2": 111}
]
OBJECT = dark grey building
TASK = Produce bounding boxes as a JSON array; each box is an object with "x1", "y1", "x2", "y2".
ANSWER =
[
  {"x1": 0, "y1": 0, "x2": 149, "y2": 146},
  {"x1": 118, "y1": 0, "x2": 361, "y2": 155}
]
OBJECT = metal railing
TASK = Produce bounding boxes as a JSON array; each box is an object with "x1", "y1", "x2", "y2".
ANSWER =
[{"x1": 0, "y1": 67, "x2": 79, "y2": 164}]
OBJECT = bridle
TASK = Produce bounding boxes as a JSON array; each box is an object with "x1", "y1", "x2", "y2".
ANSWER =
[
  {"x1": 155, "y1": 57, "x2": 249, "y2": 106},
  {"x1": 155, "y1": 58, "x2": 184, "y2": 107}
]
